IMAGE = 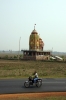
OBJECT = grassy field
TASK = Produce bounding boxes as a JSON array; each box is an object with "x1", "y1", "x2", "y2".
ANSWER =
[
  {"x1": 0, "y1": 96, "x2": 66, "y2": 100},
  {"x1": 0, "y1": 60, "x2": 66, "y2": 78}
]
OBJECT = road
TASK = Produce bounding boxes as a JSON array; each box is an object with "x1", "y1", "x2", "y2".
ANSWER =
[{"x1": 0, "y1": 78, "x2": 66, "y2": 94}]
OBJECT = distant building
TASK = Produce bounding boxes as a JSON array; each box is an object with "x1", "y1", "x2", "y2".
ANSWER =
[
  {"x1": 55, "y1": 56, "x2": 63, "y2": 61},
  {"x1": 22, "y1": 25, "x2": 51, "y2": 60}
]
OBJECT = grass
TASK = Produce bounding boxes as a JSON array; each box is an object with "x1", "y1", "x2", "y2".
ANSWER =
[{"x1": 0, "y1": 60, "x2": 66, "y2": 78}]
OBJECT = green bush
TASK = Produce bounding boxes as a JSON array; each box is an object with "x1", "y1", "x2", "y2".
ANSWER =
[{"x1": 4, "y1": 55, "x2": 8, "y2": 59}]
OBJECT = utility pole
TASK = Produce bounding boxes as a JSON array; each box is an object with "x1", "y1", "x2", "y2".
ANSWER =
[{"x1": 18, "y1": 37, "x2": 21, "y2": 59}]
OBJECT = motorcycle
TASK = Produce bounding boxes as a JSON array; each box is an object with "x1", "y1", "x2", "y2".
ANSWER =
[{"x1": 24, "y1": 76, "x2": 42, "y2": 88}]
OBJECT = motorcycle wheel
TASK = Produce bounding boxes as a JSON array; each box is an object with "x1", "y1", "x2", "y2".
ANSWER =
[
  {"x1": 36, "y1": 81, "x2": 42, "y2": 87},
  {"x1": 24, "y1": 81, "x2": 30, "y2": 88}
]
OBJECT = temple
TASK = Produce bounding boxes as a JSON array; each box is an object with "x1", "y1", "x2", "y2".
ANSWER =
[{"x1": 22, "y1": 24, "x2": 51, "y2": 60}]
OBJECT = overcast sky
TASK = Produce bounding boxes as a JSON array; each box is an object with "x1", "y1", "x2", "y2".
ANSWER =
[{"x1": 0, "y1": 0, "x2": 66, "y2": 52}]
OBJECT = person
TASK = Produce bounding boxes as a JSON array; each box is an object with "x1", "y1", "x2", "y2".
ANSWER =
[{"x1": 33, "y1": 71, "x2": 38, "y2": 83}]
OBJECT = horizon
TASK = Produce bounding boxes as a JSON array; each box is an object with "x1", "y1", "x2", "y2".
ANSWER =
[{"x1": 0, "y1": 48, "x2": 66, "y2": 52}]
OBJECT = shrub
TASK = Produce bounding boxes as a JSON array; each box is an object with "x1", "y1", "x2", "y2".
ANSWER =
[
  {"x1": 14, "y1": 55, "x2": 17, "y2": 59},
  {"x1": 4, "y1": 55, "x2": 8, "y2": 59}
]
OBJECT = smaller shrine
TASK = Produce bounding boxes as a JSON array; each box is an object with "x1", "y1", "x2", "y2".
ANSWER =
[{"x1": 22, "y1": 24, "x2": 51, "y2": 60}]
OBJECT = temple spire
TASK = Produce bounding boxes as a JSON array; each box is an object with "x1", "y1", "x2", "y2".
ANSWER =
[{"x1": 34, "y1": 24, "x2": 36, "y2": 30}]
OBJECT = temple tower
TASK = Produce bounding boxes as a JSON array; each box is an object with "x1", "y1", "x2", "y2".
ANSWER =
[{"x1": 29, "y1": 24, "x2": 44, "y2": 51}]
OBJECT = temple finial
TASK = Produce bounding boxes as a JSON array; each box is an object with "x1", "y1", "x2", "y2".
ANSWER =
[{"x1": 34, "y1": 24, "x2": 36, "y2": 30}]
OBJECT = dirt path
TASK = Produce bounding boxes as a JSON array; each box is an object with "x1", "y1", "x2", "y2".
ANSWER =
[{"x1": 0, "y1": 92, "x2": 66, "y2": 99}]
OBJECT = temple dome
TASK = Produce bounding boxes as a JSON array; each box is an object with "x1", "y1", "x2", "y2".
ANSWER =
[{"x1": 31, "y1": 29, "x2": 38, "y2": 34}]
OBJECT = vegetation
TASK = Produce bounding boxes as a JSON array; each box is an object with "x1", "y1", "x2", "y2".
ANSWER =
[
  {"x1": 0, "y1": 96, "x2": 66, "y2": 100},
  {"x1": 0, "y1": 60, "x2": 66, "y2": 78},
  {"x1": 0, "y1": 53, "x2": 23, "y2": 60}
]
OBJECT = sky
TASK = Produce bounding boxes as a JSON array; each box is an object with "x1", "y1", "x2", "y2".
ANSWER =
[{"x1": 0, "y1": 0, "x2": 66, "y2": 52}]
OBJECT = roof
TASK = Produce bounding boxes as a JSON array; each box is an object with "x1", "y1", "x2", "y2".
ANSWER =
[
  {"x1": 31, "y1": 29, "x2": 38, "y2": 34},
  {"x1": 55, "y1": 56, "x2": 63, "y2": 60},
  {"x1": 21, "y1": 50, "x2": 51, "y2": 53}
]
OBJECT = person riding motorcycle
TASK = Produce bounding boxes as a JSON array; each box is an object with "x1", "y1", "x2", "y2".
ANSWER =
[
  {"x1": 24, "y1": 71, "x2": 42, "y2": 88},
  {"x1": 33, "y1": 71, "x2": 38, "y2": 83}
]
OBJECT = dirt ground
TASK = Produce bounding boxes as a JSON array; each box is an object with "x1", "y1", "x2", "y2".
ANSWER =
[{"x1": 0, "y1": 92, "x2": 66, "y2": 99}]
